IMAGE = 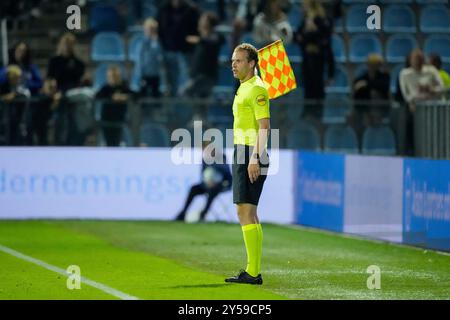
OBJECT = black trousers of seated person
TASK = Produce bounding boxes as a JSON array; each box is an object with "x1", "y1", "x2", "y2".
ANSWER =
[{"x1": 102, "y1": 125, "x2": 123, "y2": 147}]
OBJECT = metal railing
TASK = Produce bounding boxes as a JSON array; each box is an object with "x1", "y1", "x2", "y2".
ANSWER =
[
  {"x1": 415, "y1": 101, "x2": 450, "y2": 160},
  {"x1": 0, "y1": 94, "x2": 405, "y2": 152}
]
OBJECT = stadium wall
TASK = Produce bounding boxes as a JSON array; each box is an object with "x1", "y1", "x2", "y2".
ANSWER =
[
  {"x1": 295, "y1": 151, "x2": 450, "y2": 252},
  {"x1": 0, "y1": 147, "x2": 294, "y2": 224}
]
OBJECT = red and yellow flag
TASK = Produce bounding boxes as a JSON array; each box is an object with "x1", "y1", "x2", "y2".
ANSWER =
[{"x1": 257, "y1": 40, "x2": 297, "y2": 99}]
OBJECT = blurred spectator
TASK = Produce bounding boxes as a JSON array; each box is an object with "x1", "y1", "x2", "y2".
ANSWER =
[
  {"x1": 252, "y1": 0, "x2": 293, "y2": 47},
  {"x1": 0, "y1": 65, "x2": 30, "y2": 145},
  {"x1": 0, "y1": 42, "x2": 43, "y2": 95},
  {"x1": 428, "y1": 54, "x2": 450, "y2": 98},
  {"x1": 64, "y1": 74, "x2": 96, "y2": 146},
  {"x1": 400, "y1": 49, "x2": 444, "y2": 110},
  {"x1": 0, "y1": 0, "x2": 43, "y2": 20},
  {"x1": 352, "y1": 54, "x2": 390, "y2": 138},
  {"x1": 232, "y1": 0, "x2": 264, "y2": 48},
  {"x1": 183, "y1": 11, "x2": 223, "y2": 98},
  {"x1": 95, "y1": 66, "x2": 132, "y2": 147},
  {"x1": 175, "y1": 140, "x2": 232, "y2": 222},
  {"x1": 295, "y1": 0, "x2": 334, "y2": 120},
  {"x1": 157, "y1": 0, "x2": 200, "y2": 96},
  {"x1": 137, "y1": 18, "x2": 163, "y2": 98},
  {"x1": 399, "y1": 48, "x2": 444, "y2": 155},
  {"x1": 30, "y1": 78, "x2": 61, "y2": 145},
  {"x1": 47, "y1": 33, "x2": 85, "y2": 92}
]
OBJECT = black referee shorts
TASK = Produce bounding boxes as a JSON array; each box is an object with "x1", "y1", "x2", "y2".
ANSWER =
[{"x1": 232, "y1": 144, "x2": 269, "y2": 206}]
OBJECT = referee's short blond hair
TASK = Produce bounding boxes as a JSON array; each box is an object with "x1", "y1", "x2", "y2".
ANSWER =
[{"x1": 235, "y1": 43, "x2": 259, "y2": 65}]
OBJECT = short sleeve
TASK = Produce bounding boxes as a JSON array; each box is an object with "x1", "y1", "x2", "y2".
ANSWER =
[{"x1": 250, "y1": 85, "x2": 270, "y2": 120}]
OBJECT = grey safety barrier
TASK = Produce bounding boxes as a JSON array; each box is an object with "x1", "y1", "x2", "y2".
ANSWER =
[{"x1": 415, "y1": 101, "x2": 450, "y2": 159}]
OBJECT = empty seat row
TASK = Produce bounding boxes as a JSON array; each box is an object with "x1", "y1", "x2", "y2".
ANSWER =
[
  {"x1": 340, "y1": 34, "x2": 450, "y2": 63},
  {"x1": 343, "y1": 4, "x2": 450, "y2": 33}
]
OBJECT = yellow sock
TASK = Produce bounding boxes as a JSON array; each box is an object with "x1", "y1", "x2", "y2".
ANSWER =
[
  {"x1": 242, "y1": 224, "x2": 261, "y2": 277},
  {"x1": 256, "y1": 224, "x2": 263, "y2": 275}
]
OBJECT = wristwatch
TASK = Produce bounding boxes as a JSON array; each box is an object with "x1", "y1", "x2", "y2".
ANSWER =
[{"x1": 252, "y1": 153, "x2": 260, "y2": 160}]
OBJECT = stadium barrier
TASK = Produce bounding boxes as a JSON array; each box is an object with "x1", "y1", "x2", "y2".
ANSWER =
[
  {"x1": 295, "y1": 151, "x2": 450, "y2": 252},
  {"x1": 1, "y1": 146, "x2": 449, "y2": 251},
  {"x1": 0, "y1": 147, "x2": 294, "y2": 224},
  {"x1": 1, "y1": 96, "x2": 396, "y2": 151}
]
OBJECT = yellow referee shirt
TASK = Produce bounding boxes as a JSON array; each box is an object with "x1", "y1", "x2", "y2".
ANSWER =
[{"x1": 233, "y1": 76, "x2": 270, "y2": 146}]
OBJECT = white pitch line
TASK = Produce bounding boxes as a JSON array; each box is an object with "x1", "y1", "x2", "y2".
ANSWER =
[{"x1": 0, "y1": 244, "x2": 139, "y2": 300}]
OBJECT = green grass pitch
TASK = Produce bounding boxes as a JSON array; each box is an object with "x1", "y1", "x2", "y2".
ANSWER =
[{"x1": 0, "y1": 220, "x2": 449, "y2": 300}]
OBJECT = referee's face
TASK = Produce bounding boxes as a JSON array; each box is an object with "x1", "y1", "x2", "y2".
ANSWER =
[{"x1": 231, "y1": 49, "x2": 254, "y2": 81}]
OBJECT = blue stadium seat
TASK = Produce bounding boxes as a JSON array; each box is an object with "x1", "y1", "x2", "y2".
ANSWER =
[
  {"x1": 326, "y1": 65, "x2": 350, "y2": 94},
  {"x1": 444, "y1": 64, "x2": 450, "y2": 75},
  {"x1": 362, "y1": 126, "x2": 397, "y2": 156},
  {"x1": 286, "y1": 121, "x2": 321, "y2": 151},
  {"x1": 94, "y1": 62, "x2": 128, "y2": 90},
  {"x1": 416, "y1": 0, "x2": 448, "y2": 4},
  {"x1": 332, "y1": 34, "x2": 346, "y2": 63},
  {"x1": 349, "y1": 34, "x2": 382, "y2": 63},
  {"x1": 128, "y1": 32, "x2": 144, "y2": 62},
  {"x1": 286, "y1": 103, "x2": 304, "y2": 122},
  {"x1": 121, "y1": 126, "x2": 134, "y2": 147},
  {"x1": 207, "y1": 104, "x2": 233, "y2": 125},
  {"x1": 334, "y1": 17, "x2": 344, "y2": 33},
  {"x1": 323, "y1": 93, "x2": 352, "y2": 124},
  {"x1": 420, "y1": 5, "x2": 450, "y2": 33},
  {"x1": 386, "y1": 34, "x2": 418, "y2": 63},
  {"x1": 130, "y1": 65, "x2": 140, "y2": 92},
  {"x1": 343, "y1": 0, "x2": 373, "y2": 3},
  {"x1": 383, "y1": 5, "x2": 416, "y2": 33},
  {"x1": 140, "y1": 123, "x2": 171, "y2": 148},
  {"x1": 92, "y1": 32, "x2": 126, "y2": 62},
  {"x1": 380, "y1": 0, "x2": 413, "y2": 3},
  {"x1": 89, "y1": 4, "x2": 122, "y2": 33},
  {"x1": 354, "y1": 64, "x2": 367, "y2": 79},
  {"x1": 219, "y1": 40, "x2": 232, "y2": 63},
  {"x1": 199, "y1": 0, "x2": 218, "y2": 12},
  {"x1": 288, "y1": 4, "x2": 303, "y2": 30},
  {"x1": 324, "y1": 125, "x2": 359, "y2": 154},
  {"x1": 346, "y1": 5, "x2": 376, "y2": 33},
  {"x1": 217, "y1": 64, "x2": 234, "y2": 87},
  {"x1": 424, "y1": 35, "x2": 450, "y2": 63},
  {"x1": 241, "y1": 33, "x2": 255, "y2": 45},
  {"x1": 390, "y1": 64, "x2": 405, "y2": 93}
]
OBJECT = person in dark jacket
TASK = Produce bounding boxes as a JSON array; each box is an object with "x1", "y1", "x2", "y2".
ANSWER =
[
  {"x1": 30, "y1": 78, "x2": 61, "y2": 145},
  {"x1": 0, "y1": 65, "x2": 30, "y2": 145},
  {"x1": 183, "y1": 11, "x2": 224, "y2": 98},
  {"x1": 0, "y1": 41, "x2": 42, "y2": 95},
  {"x1": 47, "y1": 32, "x2": 85, "y2": 92},
  {"x1": 175, "y1": 141, "x2": 232, "y2": 222},
  {"x1": 157, "y1": 0, "x2": 200, "y2": 96},
  {"x1": 352, "y1": 53, "x2": 390, "y2": 139},
  {"x1": 95, "y1": 66, "x2": 133, "y2": 147}
]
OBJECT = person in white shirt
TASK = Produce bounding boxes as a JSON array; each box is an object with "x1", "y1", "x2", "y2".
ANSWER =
[
  {"x1": 399, "y1": 48, "x2": 444, "y2": 156},
  {"x1": 399, "y1": 48, "x2": 444, "y2": 113},
  {"x1": 252, "y1": 0, "x2": 293, "y2": 47}
]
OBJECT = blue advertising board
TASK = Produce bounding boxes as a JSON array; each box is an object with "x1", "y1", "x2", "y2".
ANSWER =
[
  {"x1": 403, "y1": 159, "x2": 450, "y2": 251},
  {"x1": 295, "y1": 152, "x2": 345, "y2": 232}
]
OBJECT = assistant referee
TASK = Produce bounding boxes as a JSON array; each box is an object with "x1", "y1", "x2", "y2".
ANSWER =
[{"x1": 225, "y1": 43, "x2": 270, "y2": 285}]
